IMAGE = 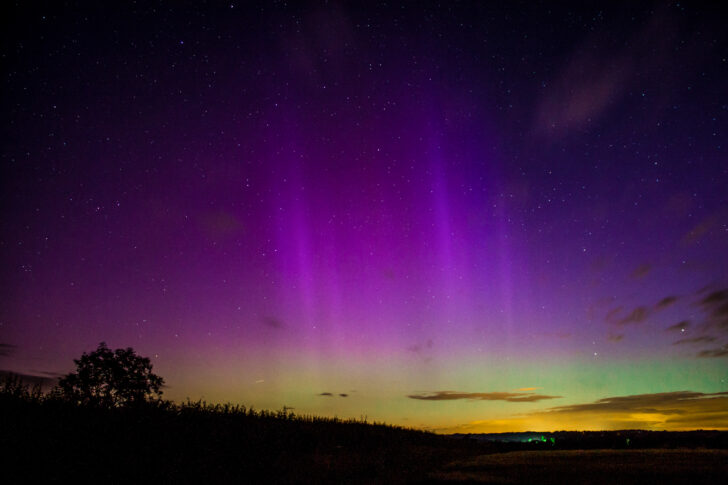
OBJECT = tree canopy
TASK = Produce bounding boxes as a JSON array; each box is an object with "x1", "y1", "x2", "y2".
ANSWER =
[{"x1": 57, "y1": 342, "x2": 164, "y2": 407}]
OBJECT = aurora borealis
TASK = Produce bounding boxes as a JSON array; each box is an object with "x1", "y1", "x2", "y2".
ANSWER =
[{"x1": 1, "y1": 1, "x2": 727, "y2": 432}]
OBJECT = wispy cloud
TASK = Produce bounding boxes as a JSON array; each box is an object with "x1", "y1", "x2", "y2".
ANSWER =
[
  {"x1": 666, "y1": 321, "x2": 690, "y2": 332},
  {"x1": 617, "y1": 306, "x2": 649, "y2": 325},
  {"x1": 673, "y1": 336, "x2": 716, "y2": 345},
  {"x1": 30, "y1": 370, "x2": 64, "y2": 378},
  {"x1": 697, "y1": 344, "x2": 728, "y2": 358},
  {"x1": 407, "y1": 339, "x2": 435, "y2": 364},
  {"x1": 408, "y1": 391, "x2": 561, "y2": 403},
  {"x1": 605, "y1": 306, "x2": 623, "y2": 323},
  {"x1": 261, "y1": 316, "x2": 285, "y2": 330},
  {"x1": 607, "y1": 333, "x2": 624, "y2": 342},
  {"x1": 407, "y1": 339, "x2": 434, "y2": 353},
  {"x1": 702, "y1": 290, "x2": 728, "y2": 304},
  {"x1": 698, "y1": 289, "x2": 728, "y2": 332},
  {"x1": 439, "y1": 391, "x2": 728, "y2": 433},
  {"x1": 532, "y1": 6, "x2": 689, "y2": 140},
  {"x1": 548, "y1": 391, "x2": 728, "y2": 414},
  {"x1": 682, "y1": 213, "x2": 723, "y2": 246},
  {"x1": 608, "y1": 296, "x2": 677, "y2": 328},
  {"x1": 0, "y1": 370, "x2": 58, "y2": 388},
  {"x1": 631, "y1": 264, "x2": 652, "y2": 279},
  {"x1": 656, "y1": 296, "x2": 678, "y2": 310}
]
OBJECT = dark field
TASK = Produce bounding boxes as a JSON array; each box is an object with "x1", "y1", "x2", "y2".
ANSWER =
[
  {"x1": 1, "y1": 380, "x2": 477, "y2": 484},
  {"x1": 432, "y1": 449, "x2": 728, "y2": 484},
  {"x1": 2, "y1": 380, "x2": 727, "y2": 484}
]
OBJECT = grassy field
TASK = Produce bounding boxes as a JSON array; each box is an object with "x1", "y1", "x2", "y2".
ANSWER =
[{"x1": 432, "y1": 449, "x2": 728, "y2": 484}]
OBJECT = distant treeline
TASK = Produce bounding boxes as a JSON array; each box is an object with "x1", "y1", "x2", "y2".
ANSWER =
[{"x1": 453, "y1": 429, "x2": 728, "y2": 450}]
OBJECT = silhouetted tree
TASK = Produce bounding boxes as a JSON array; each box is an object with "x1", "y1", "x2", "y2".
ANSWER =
[{"x1": 57, "y1": 342, "x2": 164, "y2": 407}]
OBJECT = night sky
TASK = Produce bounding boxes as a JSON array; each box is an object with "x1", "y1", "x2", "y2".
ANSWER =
[{"x1": 2, "y1": 1, "x2": 727, "y2": 432}]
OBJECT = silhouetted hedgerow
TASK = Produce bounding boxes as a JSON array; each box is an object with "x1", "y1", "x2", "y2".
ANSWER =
[{"x1": 0, "y1": 375, "x2": 485, "y2": 484}]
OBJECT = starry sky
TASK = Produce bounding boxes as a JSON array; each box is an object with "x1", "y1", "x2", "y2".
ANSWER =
[{"x1": 2, "y1": 1, "x2": 727, "y2": 432}]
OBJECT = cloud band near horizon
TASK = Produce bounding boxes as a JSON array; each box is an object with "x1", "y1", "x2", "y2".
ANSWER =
[
  {"x1": 408, "y1": 391, "x2": 562, "y2": 403},
  {"x1": 436, "y1": 390, "x2": 728, "y2": 434}
]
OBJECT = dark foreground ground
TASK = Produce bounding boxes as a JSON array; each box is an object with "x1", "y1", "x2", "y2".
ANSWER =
[
  {"x1": 430, "y1": 449, "x2": 728, "y2": 484},
  {"x1": 2, "y1": 382, "x2": 727, "y2": 484}
]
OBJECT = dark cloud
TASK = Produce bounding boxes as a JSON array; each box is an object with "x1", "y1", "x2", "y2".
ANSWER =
[
  {"x1": 631, "y1": 264, "x2": 652, "y2": 279},
  {"x1": 716, "y1": 304, "x2": 728, "y2": 320},
  {"x1": 617, "y1": 306, "x2": 649, "y2": 325},
  {"x1": 318, "y1": 392, "x2": 333, "y2": 397},
  {"x1": 339, "y1": 393, "x2": 348, "y2": 398},
  {"x1": 697, "y1": 288, "x2": 728, "y2": 332},
  {"x1": 0, "y1": 343, "x2": 17, "y2": 357},
  {"x1": 261, "y1": 316, "x2": 285, "y2": 329},
  {"x1": 666, "y1": 321, "x2": 690, "y2": 332},
  {"x1": 697, "y1": 344, "x2": 728, "y2": 358},
  {"x1": 656, "y1": 296, "x2": 678, "y2": 310},
  {"x1": 506, "y1": 394, "x2": 562, "y2": 403},
  {"x1": 672, "y1": 336, "x2": 716, "y2": 345},
  {"x1": 700, "y1": 289, "x2": 728, "y2": 307},
  {"x1": 607, "y1": 333, "x2": 624, "y2": 342},
  {"x1": 547, "y1": 390, "x2": 728, "y2": 414},
  {"x1": 408, "y1": 391, "x2": 561, "y2": 403}
]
